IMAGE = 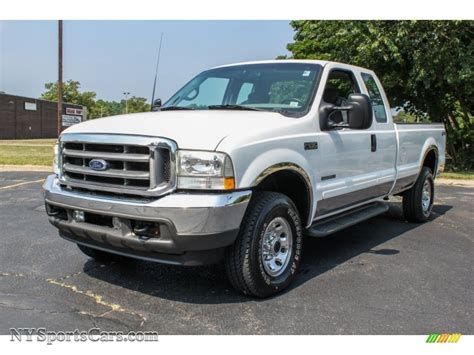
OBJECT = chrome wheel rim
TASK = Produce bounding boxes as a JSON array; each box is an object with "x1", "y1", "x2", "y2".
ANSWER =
[
  {"x1": 422, "y1": 180, "x2": 432, "y2": 213},
  {"x1": 261, "y1": 217, "x2": 293, "y2": 277}
]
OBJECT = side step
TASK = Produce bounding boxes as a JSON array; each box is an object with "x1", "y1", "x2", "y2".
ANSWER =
[{"x1": 305, "y1": 202, "x2": 389, "y2": 237}]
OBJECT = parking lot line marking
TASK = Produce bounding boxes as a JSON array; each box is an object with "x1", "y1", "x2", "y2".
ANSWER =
[
  {"x1": 0, "y1": 179, "x2": 44, "y2": 190},
  {"x1": 47, "y1": 278, "x2": 147, "y2": 326}
]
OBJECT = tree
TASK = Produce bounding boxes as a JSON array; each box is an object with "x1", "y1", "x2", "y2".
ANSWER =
[
  {"x1": 95, "y1": 98, "x2": 150, "y2": 117},
  {"x1": 284, "y1": 20, "x2": 474, "y2": 169},
  {"x1": 95, "y1": 99, "x2": 121, "y2": 117},
  {"x1": 40, "y1": 81, "x2": 151, "y2": 119},
  {"x1": 121, "y1": 96, "x2": 151, "y2": 114},
  {"x1": 41, "y1": 80, "x2": 98, "y2": 115}
]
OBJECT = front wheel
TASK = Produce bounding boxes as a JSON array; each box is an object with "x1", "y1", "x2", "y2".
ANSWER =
[
  {"x1": 225, "y1": 192, "x2": 303, "y2": 297},
  {"x1": 402, "y1": 167, "x2": 435, "y2": 223}
]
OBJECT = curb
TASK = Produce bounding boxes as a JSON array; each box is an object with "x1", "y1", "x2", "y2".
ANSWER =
[{"x1": 436, "y1": 178, "x2": 474, "y2": 188}]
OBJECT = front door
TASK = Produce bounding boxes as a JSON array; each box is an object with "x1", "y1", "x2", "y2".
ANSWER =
[{"x1": 315, "y1": 65, "x2": 381, "y2": 217}]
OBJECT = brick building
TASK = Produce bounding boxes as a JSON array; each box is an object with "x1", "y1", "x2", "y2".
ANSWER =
[{"x1": 0, "y1": 93, "x2": 86, "y2": 139}]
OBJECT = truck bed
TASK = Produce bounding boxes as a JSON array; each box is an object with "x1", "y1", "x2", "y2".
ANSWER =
[{"x1": 395, "y1": 123, "x2": 446, "y2": 181}]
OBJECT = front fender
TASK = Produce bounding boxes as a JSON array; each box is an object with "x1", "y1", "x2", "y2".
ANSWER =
[
  {"x1": 239, "y1": 148, "x2": 314, "y2": 187},
  {"x1": 236, "y1": 148, "x2": 316, "y2": 227}
]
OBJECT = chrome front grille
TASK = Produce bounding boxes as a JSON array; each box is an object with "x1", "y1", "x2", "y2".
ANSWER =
[{"x1": 59, "y1": 134, "x2": 176, "y2": 196}]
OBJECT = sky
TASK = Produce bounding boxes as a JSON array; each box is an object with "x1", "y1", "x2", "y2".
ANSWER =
[{"x1": 0, "y1": 21, "x2": 294, "y2": 102}]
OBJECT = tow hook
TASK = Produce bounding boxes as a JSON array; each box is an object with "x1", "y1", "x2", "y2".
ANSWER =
[{"x1": 132, "y1": 221, "x2": 161, "y2": 239}]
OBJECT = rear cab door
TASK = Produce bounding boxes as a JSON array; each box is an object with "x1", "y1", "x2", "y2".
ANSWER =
[{"x1": 357, "y1": 69, "x2": 397, "y2": 197}]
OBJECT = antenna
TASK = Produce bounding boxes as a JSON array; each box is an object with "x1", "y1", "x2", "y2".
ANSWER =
[{"x1": 151, "y1": 33, "x2": 164, "y2": 106}]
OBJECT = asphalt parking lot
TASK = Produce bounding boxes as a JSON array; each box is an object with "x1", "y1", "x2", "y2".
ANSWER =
[{"x1": 0, "y1": 171, "x2": 472, "y2": 334}]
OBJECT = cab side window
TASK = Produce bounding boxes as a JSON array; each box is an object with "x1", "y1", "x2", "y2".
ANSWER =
[
  {"x1": 322, "y1": 70, "x2": 360, "y2": 124},
  {"x1": 361, "y1": 73, "x2": 387, "y2": 123}
]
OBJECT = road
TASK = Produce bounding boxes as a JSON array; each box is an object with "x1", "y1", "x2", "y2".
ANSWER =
[{"x1": 0, "y1": 171, "x2": 472, "y2": 334}]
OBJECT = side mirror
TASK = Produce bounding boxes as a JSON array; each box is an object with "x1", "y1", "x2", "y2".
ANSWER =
[
  {"x1": 320, "y1": 93, "x2": 373, "y2": 130},
  {"x1": 346, "y1": 93, "x2": 373, "y2": 129},
  {"x1": 151, "y1": 98, "x2": 162, "y2": 112}
]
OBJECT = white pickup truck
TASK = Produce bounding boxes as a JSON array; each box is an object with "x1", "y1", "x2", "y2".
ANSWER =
[{"x1": 43, "y1": 60, "x2": 446, "y2": 297}]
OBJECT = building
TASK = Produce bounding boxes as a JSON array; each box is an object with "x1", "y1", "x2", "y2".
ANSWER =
[{"x1": 0, "y1": 93, "x2": 86, "y2": 139}]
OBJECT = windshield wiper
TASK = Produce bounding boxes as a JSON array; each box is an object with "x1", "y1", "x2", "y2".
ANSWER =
[
  {"x1": 160, "y1": 106, "x2": 195, "y2": 111},
  {"x1": 207, "y1": 104, "x2": 263, "y2": 111}
]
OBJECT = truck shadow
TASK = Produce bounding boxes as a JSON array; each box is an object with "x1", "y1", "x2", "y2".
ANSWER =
[
  {"x1": 293, "y1": 202, "x2": 452, "y2": 290},
  {"x1": 83, "y1": 201, "x2": 452, "y2": 304}
]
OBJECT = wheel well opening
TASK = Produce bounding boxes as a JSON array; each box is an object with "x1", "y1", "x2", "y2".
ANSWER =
[
  {"x1": 254, "y1": 170, "x2": 311, "y2": 225},
  {"x1": 423, "y1": 149, "x2": 438, "y2": 175}
]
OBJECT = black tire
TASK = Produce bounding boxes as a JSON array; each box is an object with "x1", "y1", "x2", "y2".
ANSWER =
[
  {"x1": 225, "y1": 191, "x2": 303, "y2": 297},
  {"x1": 402, "y1": 167, "x2": 435, "y2": 223},
  {"x1": 77, "y1": 244, "x2": 123, "y2": 263}
]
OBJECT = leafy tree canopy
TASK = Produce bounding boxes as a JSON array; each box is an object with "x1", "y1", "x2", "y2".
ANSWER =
[
  {"x1": 41, "y1": 80, "x2": 97, "y2": 111},
  {"x1": 40, "y1": 80, "x2": 151, "y2": 119}
]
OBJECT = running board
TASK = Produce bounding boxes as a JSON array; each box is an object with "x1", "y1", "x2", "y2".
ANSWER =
[{"x1": 305, "y1": 202, "x2": 389, "y2": 237}]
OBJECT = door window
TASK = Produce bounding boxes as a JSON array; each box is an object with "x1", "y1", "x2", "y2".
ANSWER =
[{"x1": 322, "y1": 70, "x2": 361, "y2": 124}]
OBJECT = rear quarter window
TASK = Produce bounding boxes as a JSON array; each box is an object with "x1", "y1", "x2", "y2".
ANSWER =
[{"x1": 361, "y1": 73, "x2": 387, "y2": 123}]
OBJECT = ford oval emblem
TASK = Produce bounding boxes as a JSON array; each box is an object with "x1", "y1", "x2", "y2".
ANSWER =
[{"x1": 89, "y1": 159, "x2": 108, "y2": 171}]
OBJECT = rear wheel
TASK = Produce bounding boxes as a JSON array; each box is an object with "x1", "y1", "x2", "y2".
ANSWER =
[
  {"x1": 402, "y1": 167, "x2": 435, "y2": 222},
  {"x1": 77, "y1": 244, "x2": 123, "y2": 263},
  {"x1": 225, "y1": 192, "x2": 303, "y2": 297}
]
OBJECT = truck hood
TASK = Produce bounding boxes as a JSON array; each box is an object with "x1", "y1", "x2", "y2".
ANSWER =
[{"x1": 63, "y1": 110, "x2": 294, "y2": 150}]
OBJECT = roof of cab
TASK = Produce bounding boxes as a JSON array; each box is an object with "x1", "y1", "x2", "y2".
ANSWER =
[
  {"x1": 213, "y1": 59, "x2": 328, "y2": 68},
  {"x1": 212, "y1": 59, "x2": 371, "y2": 73}
]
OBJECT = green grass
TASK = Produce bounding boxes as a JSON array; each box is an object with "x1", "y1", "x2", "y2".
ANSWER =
[
  {"x1": 0, "y1": 139, "x2": 56, "y2": 166},
  {"x1": 0, "y1": 139, "x2": 57, "y2": 146},
  {"x1": 440, "y1": 170, "x2": 474, "y2": 180}
]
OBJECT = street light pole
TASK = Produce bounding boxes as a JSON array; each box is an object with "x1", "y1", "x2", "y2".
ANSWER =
[
  {"x1": 57, "y1": 20, "x2": 63, "y2": 137},
  {"x1": 123, "y1": 92, "x2": 130, "y2": 114}
]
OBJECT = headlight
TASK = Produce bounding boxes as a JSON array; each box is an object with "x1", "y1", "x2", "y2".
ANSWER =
[
  {"x1": 177, "y1": 150, "x2": 235, "y2": 190},
  {"x1": 53, "y1": 142, "x2": 60, "y2": 175}
]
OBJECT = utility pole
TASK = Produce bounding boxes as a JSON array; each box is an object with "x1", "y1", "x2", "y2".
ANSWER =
[
  {"x1": 57, "y1": 20, "x2": 63, "y2": 136},
  {"x1": 123, "y1": 92, "x2": 130, "y2": 114}
]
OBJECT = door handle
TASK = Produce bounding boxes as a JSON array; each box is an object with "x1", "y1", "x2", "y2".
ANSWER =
[{"x1": 371, "y1": 134, "x2": 377, "y2": 152}]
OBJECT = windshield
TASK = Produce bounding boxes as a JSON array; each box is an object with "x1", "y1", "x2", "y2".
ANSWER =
[{"x1": 162, "y1": 63, "x2": 322, "y2": 117}]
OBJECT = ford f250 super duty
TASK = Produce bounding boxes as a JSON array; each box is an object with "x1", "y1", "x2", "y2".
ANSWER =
[{"x1": 43, "y1": 60, "x2": 446, "y2": 297}]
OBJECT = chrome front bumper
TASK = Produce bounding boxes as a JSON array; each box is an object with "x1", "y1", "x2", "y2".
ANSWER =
[{"x1": 43, "y1": 175, "x2": 251, "y2": 265}]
